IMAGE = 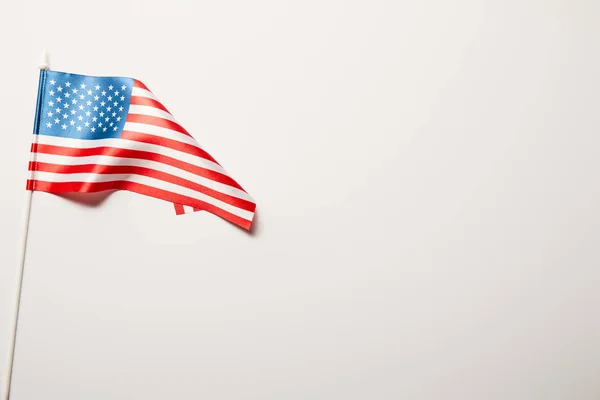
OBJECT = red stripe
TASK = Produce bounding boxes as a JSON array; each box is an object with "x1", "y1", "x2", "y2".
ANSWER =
[
  {"x1": 121, "y1": 130, "x2": 220, "y2": 165},
  {"x1": 28, "y1": 179, "x2": 252, "y2": 230},
  {"x1": 32, "y1": 144, "x2": 244, "y2": 190},
  {"x1": 130, "y1": 96, "x2": 171, "y2": 114},
  {"x1": 133, "y1": 80, "x2": 149, "y2": 90},
  {"x1": 126, "y1": 114, "x2": 191, "y2": 137},
  {"x1": 174, "y1": 203, "x2": 185, "y2": 215},
  {"x1": 31, "y1": 162, "x2": 256, "y2": 212}
]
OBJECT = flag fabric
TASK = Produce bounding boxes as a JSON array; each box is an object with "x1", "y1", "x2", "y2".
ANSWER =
[{"x1": 28, "y1": 70, "x2": 256, "y2": 230}]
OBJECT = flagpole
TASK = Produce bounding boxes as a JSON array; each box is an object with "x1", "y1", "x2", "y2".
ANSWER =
[{"x1": 2, "y1": 50, "x2": 49, "y2": 400}]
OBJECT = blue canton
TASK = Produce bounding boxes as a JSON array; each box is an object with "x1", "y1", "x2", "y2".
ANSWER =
[{"x1": 37, "y1": 71, "x2": 133, "y2": 140}]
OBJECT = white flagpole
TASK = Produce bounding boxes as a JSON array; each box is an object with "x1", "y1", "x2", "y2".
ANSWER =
[{"x1": 2, "y1": 50, "x2": 49, "y2": 400}]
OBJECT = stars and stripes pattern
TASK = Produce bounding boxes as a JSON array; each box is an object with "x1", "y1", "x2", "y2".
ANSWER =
[{"x1": 28, "y1": 70, "x2": 256, "y2": 230}]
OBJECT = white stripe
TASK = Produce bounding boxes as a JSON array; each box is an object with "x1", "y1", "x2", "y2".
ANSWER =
[
  {"x1": 35, "y1": 135, "x2": 228, "y2": 176},
  {"x1": 128, "y1": 105, "x2": 175, "y2": 121},
  {"x1": 31, "y1": 171, "x2": 254, "y2": 221},
  {"x1": 183, "y1": 205, "x2": 194, "y2": 213},
  {"x1": 124, "y1": 122, "x2": 199, "y2": 148},
  {"x1": 132, "y1": 87, "x2": 159, "y2": 101},
  {"x1": 34, "y1": 152, "x2": 254, "y2": 202}
]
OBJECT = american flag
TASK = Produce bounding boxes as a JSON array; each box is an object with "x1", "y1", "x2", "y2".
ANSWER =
[{"x1": 28, "y1": 70, "x2": 256, "y2": 230}]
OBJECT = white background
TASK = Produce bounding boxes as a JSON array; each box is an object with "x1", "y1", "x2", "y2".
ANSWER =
[{"x1": 1, "y1": 0, "x2": 600, "y2": 399}]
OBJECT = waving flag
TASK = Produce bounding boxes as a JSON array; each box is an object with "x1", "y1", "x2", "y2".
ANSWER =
[{"x1": 28, "y1": 70, "x2": 256, "y2": 230}]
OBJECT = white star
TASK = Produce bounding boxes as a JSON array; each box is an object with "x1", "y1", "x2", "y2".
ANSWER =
[
  {"x1": 62, "y1": 124, "x2": 67, "y2": 130},
  {"x1": 80, "y1": 83, "x2": 86, "y2": 89},
  {"x1": 47, "y1": 111, "x2": 53, "y2": 117},
  {"x1": 64, "y1": 92, "x2": 70, "y2": 98},
  {"x1": 113, "y1": 126, "x2": 118, "y2": 131},
  {"x1": 79, "y1": 94, "x2": 84, "y2": 100},
  {"x1": 100, "y1": 101, "x2": 105, "y2": 107},
  {"x1": 112, "y1": 112, "x2": 116, "y2": 117},
  {"x1": 77, "y1": 126, "x2": 82, "y2": 131},
  {"x1": 56, "y1": 97, "x2": 62, "y2": 103},
  {"x1": 107, "y1": 96, "x2": 113, "y2": 101},
  {"x1": 101, "y1": 90, "x2": 106, "y2": 96},
  {"x1": 87, "y1": 90, "x2": 92, "y2": 95},
  {"x1": 114, "y1": 91, "x2": 119, "y2": 96},
  {"x1": 119, "y1": 106, "x2": 123, "y2": 112},
  {"x1": 85, "y1": 111, "x2": 91, "y2": 117},
  {"x1": 92, "y1": 116, "x2": 98, "y2": 122},
  {"x1": 72, "y1": 88, "x2": 78, "y2": 94},
  {"x1": 54, "y1": 118, "x2": 60, "y2": 124},
  {"x1": 86, "y1": 101, "x2": 92, "y2": 106},
  {"x1": 120, "y1": 96, "x2": 125, "y2": 101},
  {"x1": 113, "y1": 101, "x2": 118, "y2": 107},
  {"x1": 77, "y1": 115, "x2": 83, "y2": 121},
  {"x1": 49, "y1": 90, "x2": 55, "y2": 96},
  {"x1": 93, "y1": 106, "x2": 99, "y2": 111},
  {"x1": 63, "y1": 113, "x2": 68, "y2": 119},
  {"x1": 95, "y1": 85, "x2": 100, "y2": 90},
  {"x1": 108, "y1": 85, "x2": 113, "y2": 90},
  {"x1": 46, "y1": 122, "x2": 52, "y2": 128},
  {"x1": 57, "y1": 86, "x2": 63, "y2": 92},
  {"x1": 121, "y1": 85, "x2": 126, "y2": 90},
  {"x1": 91, "y1": 127, "x2": 96, "y2": 132},
  {"x1": 78, "y1": 105, "x2": 84, "y2": 110},
  {"x1": 103, "y1": 127, "x2": 107, "y2": 132},
  {"x1": 70, "y1": 109, "x2": 76, "y2": 115},
  {"x1": 116, "y1": 116, "x2": 121, "y2": 122},
  {"x1": 72, "y1": 99, "x2": 77, "y2": 104},
  {"x1": 106, "y1": 106, "x2": 112, "y2": 111},
  {"x1": 70, "y1": 120, "x2": 75, "y2": 126},
  {"x1": 49, "y1": 80, "x2": 56, "y2": 85},
  {"x1": 109, "y1": 122, "x2": 114, "y2": 127},
  {"x1": 65, "y1": 82, "x2": 71, "y2": 87},
  {"x1": 63, "y1": 103, "x2": 69, "y2": 108},
  {"x1": 98, "y1": 122, "x2": 103, "y2": 127},
  {"x1": 55, "y1": 107, "x2": 61, "y2": 113},
  {"x1": 84, "y1": 122, "x2": 90, "y2": 127},
  {"x1": 94, "y1": 96, "x2": 99, "y2": 101},
  {"x1": 48, "y1": 101, "x2": 54, "y2": 106},
  {"x1": 105, "y1": 116, "x2": 110, "y2": 122},
  {"x1": 99, "y1": 111, "x2": 104, "y2": 117}
]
